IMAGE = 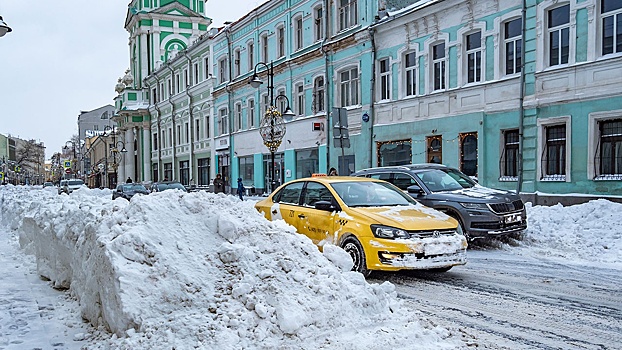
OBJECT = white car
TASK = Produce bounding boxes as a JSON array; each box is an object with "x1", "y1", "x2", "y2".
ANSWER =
[{"x1": 58, "y1": 179, "x2": 85, "y2": 194}]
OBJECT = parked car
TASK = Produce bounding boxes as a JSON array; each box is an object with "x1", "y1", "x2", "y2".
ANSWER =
[
  {"x1": 43, "y1": 182, "x2": 54, "y2": 188},
  {"x1": 352, "y1": 164, "x2": 527, "y2": 240},
  {"x1": 255, "y1": 176, "x2": 467, "y2": 276},
  {"x1": 58, "y1": 179, "x2": 85, "y2": 194},
  {"x1": 149, "y1": 181, "x2": 188, "y2": 193},
  {"x1": 112, "y1": 183, "x2": 150, "y2": 200}
]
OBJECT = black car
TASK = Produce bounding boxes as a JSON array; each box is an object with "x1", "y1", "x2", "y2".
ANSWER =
[
  {"x1": 149, "y1": 181, "x2": 188, "y2": 193},
  {"x1": 352, "y1": 164, "x2": 527, "y2": 240},
  {"x1": 112, "y1": 183, "x2": 150, "y2": 200}
]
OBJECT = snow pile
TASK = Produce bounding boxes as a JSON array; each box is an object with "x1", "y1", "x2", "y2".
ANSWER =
[
  {"x1": 0, "y1": 185, "x2": 464, "y2": 349},
  {"x1": 515, "y1": 199, "x2": 622, "y2": 266}
]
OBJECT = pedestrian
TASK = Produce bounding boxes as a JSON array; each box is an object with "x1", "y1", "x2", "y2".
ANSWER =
[
  {"x1": 328, "y1": 167, "x2": 338, "y2": 176},
  {"x1": 163, "y1": 176, "x2": 169, "y2": 181},
  {"x1": 126, "y1": 177, "x2": 132, "y2": 183},
  {"x1": 213, "y1": 173, "x2": 225, "y2": 194},
  {"x1": 237, "y1": 178, "x2": 245, "y2": 200}
]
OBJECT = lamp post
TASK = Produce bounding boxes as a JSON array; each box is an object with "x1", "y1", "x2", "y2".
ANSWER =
[
  {"x1": 0, "y1": 16, "x2": 12, "y2": 37},
  {"x1": 111, "y1": 141, "x2": 127, "y2": 183},
  {"x1": 248, "y1": 61, "x2": 295, "y2": 192},
  {"x1": 64, "y1": 141, "x2": 78, "y2": 179}
]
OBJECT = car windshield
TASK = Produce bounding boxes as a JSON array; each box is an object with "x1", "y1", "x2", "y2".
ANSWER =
[
  {"x1": 157, "y1": 183, "x2": 186, "y2": 191},
  {"x1": 415, "y1": 169, "x2": 476, "y2": 192},
  {"x1": 331, "y1": 181, "x2": 417, "y2": 207},
  {"x1": 122, "y1": 184, "x2": 148, "y2": 193}
]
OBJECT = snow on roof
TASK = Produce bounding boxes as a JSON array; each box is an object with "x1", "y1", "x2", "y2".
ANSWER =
[{"x1": 0, "y1": 186, "x2": 465, "y2": 349}]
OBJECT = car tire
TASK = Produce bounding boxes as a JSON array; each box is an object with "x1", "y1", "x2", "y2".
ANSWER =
[{"x1": 341, "y1": 237, "x2": 371, "y2": 277}]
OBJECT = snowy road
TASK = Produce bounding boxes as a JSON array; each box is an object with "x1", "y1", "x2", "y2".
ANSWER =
[{"x1": 370, "y1": 249, "x2": 622, "y2": 350}]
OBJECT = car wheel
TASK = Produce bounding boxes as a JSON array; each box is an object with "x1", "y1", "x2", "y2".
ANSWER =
[{"x1": 341, "y1": 237, "x2": 371, "y2": 277}]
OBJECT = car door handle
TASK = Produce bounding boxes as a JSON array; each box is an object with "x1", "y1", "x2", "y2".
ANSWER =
[{"x1": 298, "y1": 214, "x2": 306, "y2": 218}]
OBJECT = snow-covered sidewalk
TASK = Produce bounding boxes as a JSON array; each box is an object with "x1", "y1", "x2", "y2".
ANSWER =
[{"x1": 0, "y1": 226, "x2": 88, "y2": 349}]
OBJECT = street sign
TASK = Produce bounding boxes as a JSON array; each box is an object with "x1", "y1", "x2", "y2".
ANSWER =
[
  {"x1": 0, "y1": 172, "x2": 4, "y2": 182},
  {"x1": 65, "y1": 169, "x2": 71, "y2": 174},
  {"x1": 63, "y1": 160, "x2": 71, "y2": 169}
]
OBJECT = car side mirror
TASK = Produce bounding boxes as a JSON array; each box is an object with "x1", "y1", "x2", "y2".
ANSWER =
[
  {"x1": 315, "y1": 200, "x2": 336, "y2": 212},
  {"x1": 407, "y1": 184, "x2": 424, "y2": 194}
]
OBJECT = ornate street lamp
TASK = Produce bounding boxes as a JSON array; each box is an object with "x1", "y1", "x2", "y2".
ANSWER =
[
  {"x1": 249, "y1": 61, "x2": 295, "y2": 192},
  {"x1": 0, "y1": 16, "x2": 12, "y2": 37},
  {"x1": 111, "y1": 141, "x2": 127, "y2": 183}
]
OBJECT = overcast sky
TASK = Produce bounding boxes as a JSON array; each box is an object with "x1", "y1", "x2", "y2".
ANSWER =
[{"x1": 0, "y1": 0, "x2": 264, "y2": 159}]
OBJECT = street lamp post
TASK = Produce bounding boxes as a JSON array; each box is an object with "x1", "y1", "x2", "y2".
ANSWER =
[
  {"x1": 0, "y1": 16, "x2": 12, "y2": 37},
  {"x1": 111, "y1": 141, "x2": 127, "y2": 183},
  {"x1": 248, "y1": 61, "x2": 295, "y2": 192},
  {"x1": 64, "y1": 141, "x2": 78, "y2": 179}
]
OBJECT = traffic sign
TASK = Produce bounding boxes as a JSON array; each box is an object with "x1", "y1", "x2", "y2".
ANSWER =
[
  {"x1": 63, "y1": 160, "x2": 71, "y2": 169},
  {"x1": 0, "y1": 172, "x2": 4, "y2": 181},
  {"x1": 65, "y1": 169, "x2": 71, "y2": 174}
]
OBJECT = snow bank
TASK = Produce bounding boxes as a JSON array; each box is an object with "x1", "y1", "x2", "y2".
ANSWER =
[
  {"x1": 0, "y1": 185, "x2": 464, "y2": 349},
  {"x1": 514, "y1": 199, "x2": 622, "y2": 266}
]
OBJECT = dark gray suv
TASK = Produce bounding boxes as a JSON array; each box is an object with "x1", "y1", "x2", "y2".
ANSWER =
[{"x1": 352, "y1": 164, "x2": 526, "y2": 240}]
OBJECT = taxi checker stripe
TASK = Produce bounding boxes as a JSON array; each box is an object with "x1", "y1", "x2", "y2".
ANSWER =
[{"x1": 338, "y1": 219, "x2": 348, "y2": 226}]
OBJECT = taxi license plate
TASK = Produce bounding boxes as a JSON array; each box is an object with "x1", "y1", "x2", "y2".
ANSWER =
[{"x1": 504, "y1": 214, "x2": 522, "y2": 224}]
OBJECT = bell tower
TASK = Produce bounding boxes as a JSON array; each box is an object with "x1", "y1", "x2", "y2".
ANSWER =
[{"x1": 123, "y1": 0, "x2": 211, "y2": 89}]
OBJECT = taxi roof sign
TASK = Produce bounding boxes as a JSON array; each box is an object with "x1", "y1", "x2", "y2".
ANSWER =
[{"x1": 311, "y1": 173, "x2": 327, "y2": 177}]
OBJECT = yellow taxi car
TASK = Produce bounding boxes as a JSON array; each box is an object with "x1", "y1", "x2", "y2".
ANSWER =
[{"x1": 255, "y1": 176, "x2": 467, "y2": 276}]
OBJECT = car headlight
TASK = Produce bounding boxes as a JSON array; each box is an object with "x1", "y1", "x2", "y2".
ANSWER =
[
  {"x1": 459, "y1": 202, "x2": 488, "y2": 210},
  {"x1": 370, "y1": 225, "x2": 410, "y2": 239}
]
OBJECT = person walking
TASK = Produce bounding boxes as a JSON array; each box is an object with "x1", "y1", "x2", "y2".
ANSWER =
[
  {"x1": 328, "y1": 167, "x2": 338, "y2": 176},
  {"x1": 237, "y1": 178, "x2": 245, "y2": 200},
  {"x1": 213, "y1": 173, "x2": 225, "y2": 194}
]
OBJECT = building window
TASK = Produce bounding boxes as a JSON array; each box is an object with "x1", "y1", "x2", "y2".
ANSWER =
[
  {"x1": 377, "y1": 140, "x2": 412, "y2": 166},
  {"x1": 234, "y1": 49, "x2": 241, "y2": 77},
  {"x1": 261, "y1": 34, "x2": 269, "y2": 62},
  {"x1": 153, "y1": 133, "x2": 158, "y2": 150},
  {"x1": 295, "y1": 17, "x2": 303, "y2": 50},
  {"x1": 162, "y1": 130, "x2": 166, "y2": 148},
  {"x1": 168, "y1": 78, "x2": 173, "y2": 97},
  {"x1": 152, "y1": 163, "x2": 159, "y2": 182},
  {"x1": 193, "y1": 63, "x2": 199, "y2": 84},
  {"x1": 460, "y1": 133, "x2": 478, "y2": 177},
  {"x1": 313, "y1": 76, "x2": 325, "y2": 113},
  {"x1": 174, "y1": 74, "x2": 180, "y2": 94},
  {"x1": 602, "y1": 0, "x2": 622, "y2": 56},
  {"x1": 184, "y1": 122, "x2": 189, "y2": 143},
  {"x1": 179, "y1": 160, "x2": 190, "y2": 185},
  {"x1": 465, "y1": 31, "x2": 482, "y2": 83},
  {"x1": 277, "y1": 26, "x2": 285, "y2": 58},
  {"x1": 183, "y1": 69, "x2": 189, "y2": 89},
  {"x1": 427, "y1": 135, "x2": 442, "y2": 164},
  {"x1": 160, "y1": 82, "x2": 165, "y2": 101},
  {"x1": 239, "y1": 156, "x2": 254, "y2": 183},
  {"x1": 204, "y1": 57, "x2": 210, "y2": 80},
  {"x1": 501, "y1": 129, "x2": 520, "y2": 179},
  {"x1": 379, "y1": 58, "x2": 391, "y2": 100},
  {"x1": 296, "y1": 149, "x2": 319, "y2": 178},
  {"x1": 314, "y1": 6, "x2": 324, "y2": 41},
  {"x1": 176, "y1": 125, "x2": 181, "y2": 144},
  {"x1": 339, "y1": 0, "x2": 358, "y2": 31},
  {"x1": 247, "y1": 41, "x2": 254, "y2": 71},
  {"x1": 248, "y1": 99, "x2": 255, "y2": 128},
  {"x1": 235, "y1": 103, "x2": 242, "y2": 131},
  {"x1": 219, "y1": 108, "x2": 228, "y2": 135},
  {"x1": 276, "y1": 88, "x2": 287, "y2": 113},
  {"x1": 152, "y1": 87, "x2": 158, "y2": 103},
  {"x1": 541, "y1": 124, "x2": 567, "y2": 180},
  {"x1": 195, "y1": 119, "x2": 200, "y2": 140},
  {"x1": 340, "y1": 67, "x2": 359, "y2": 107},
  {"x1": 504, "y1": 18, "x2": 522, "y2": 75},
  {"x1": 295, "y1": 83, "x2": 305, "y2": 116},
  {"x1": 548, "y1": 4, "x2": 570, "y2": 67},
  {"x1": 198, "y1": 158, "x2": 210, "y2": 186},
  {"x1": 404, "y1": 51, "x2": 417, "y2": 97},
  {"x1": 598, "y1": 119, "x2": 622, "y2": 177},
  {"x1": 164, "y1": 163, "x2": 172, "y2": 181},
  {"x1": 260, "y1": 93, "x2": 269, "y2": 118},
  {"x1": 432, "y1": 43, "x2": 446, "y2": 91},
  {"x1": 205, "y1": 113, "x2": 210, "y2": 138},
  {"x1": 218, "y1": 57, "x2": 228, "y2": 83}
]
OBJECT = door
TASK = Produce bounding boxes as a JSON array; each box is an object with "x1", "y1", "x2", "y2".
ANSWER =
[{"x1": 298, "y1": 181, "x2": 336, "y2": 245}]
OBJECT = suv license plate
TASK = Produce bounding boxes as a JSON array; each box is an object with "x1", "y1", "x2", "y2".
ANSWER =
[{"x1": 504, "y1": 214, "x2": 522, "y2": 224}]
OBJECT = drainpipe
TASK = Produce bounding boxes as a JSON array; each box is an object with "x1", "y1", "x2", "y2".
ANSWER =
[
  {"x1": 152, "y1": 75, "x2": 163, "y2": 181},
  {"x1": 321, "y1": 0, "x2": 330, "y2": 171},
  {"x1": 516, "y1": 0, "x2": 527, "y2": 194},
  {"x1": 183, "y1": 51, "x2": 195, "y2": 185},
  {"x1": 166, "y1": 63, "x2": 177, "y2": 181},
  {"x1": 368, "y1": 26, "x2": 377, "y2": 168}
]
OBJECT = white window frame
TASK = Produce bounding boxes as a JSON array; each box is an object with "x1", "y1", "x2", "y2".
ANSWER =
[
  {"x1": 338, "y1": 66, "x2": 359, "y2": 107},
  {"x1": 537, "y1": 1, "x2": 575, "y2": 71},
  {"x1": 537, "y1": 116, "x2": 571, "y2": 182},
  {"x1": 247, "y1": 98, "x2": 255, "y2": 128},
  {"x1": 218, "y1": 108, "x2": 229, "y2": 135},
  {"x1": 183, "y1": 68, "x2": 189, "y2": 89},
  {"x1": 599, "y1": 0, "x2": 622, "y2": 57},
  {"x1": 338, "y1": 0, "x2": 358, "y2": 32},
  {"x1": 234, "y1": 49, "x2": 241, "y2": 77},
  {"x1": 235, "y1": 102, "x2": 242, "y2": 131},
  {"x1": 276, "y1": 87, "x2": 287, "y2": 113},
  {"x1": 294, "y1": 16, "x2": 304, "y2": 51},
  {"x1": 174, "y1": 73, "x2": 180, "y2": 94},
  {"x1": 168, "y1": 78, "x2": 173, "y2": 97},
  {"x1": 378, "y1": 57, "x2": 391, "y2": 101},
  {"x1": 203, "y1": 57, "x2": 210, "y2": 81},
  {"x1": 261, "y1": 33, "x2": 269, "y2": 62},
  {"x1": 294, "y1": 82, "x2": 305, "y2": 116},
  {"x1": 464, "y1": 30, "x2": 484, "y2": 84},
  {"x1": 403, "y1": 50, "x2": 417, "y2": 98},
  {"x1": 547, "y1": 4, "x2": 571, "y2": 67},
  {"x1": 588, "y1": 109, "x2": 622, "y2": 180},
  {"x1": 430, "y1": 41, "x2": 447, "y2": 92},
  {"x1": 261, "y1": 93, "x2": 269, "y2": 116},
  {"x1": 218, "y1": 56, "x2": 228, "y2": 83},
  {"x1": 277, "y1": 25, "x2": 285, "y2": 58},
  {"x1": 247, "y1": 41, "x2": 255, "y2": 72},
  {"x1": 313, "y1": 75, "x2": 325, "y2": 114},
  {"x1": 193, "y1": 62, "x2": 199, "y2": 85},
  {"x1": 503, "y1": 17, "x2": 523, "y2": 76},
  {"x1": 499, "y1": 129, "x2": 520, "y2": 181},
  {"x1": 314, "y1": 5, "x2": 324, "y2": 42}
]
